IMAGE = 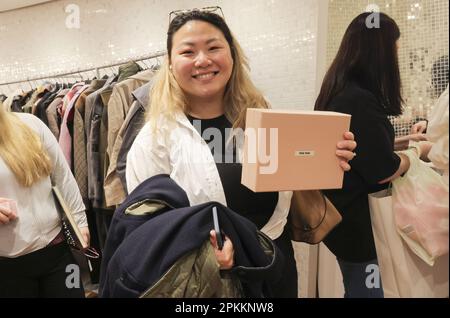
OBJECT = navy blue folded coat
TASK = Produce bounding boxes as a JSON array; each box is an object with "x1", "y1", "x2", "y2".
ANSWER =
[{"x1": 99, "y1": 174, "x2": 284, "y2": 297}]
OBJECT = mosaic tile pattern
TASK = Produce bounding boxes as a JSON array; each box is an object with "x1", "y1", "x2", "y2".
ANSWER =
[
  {"x1": 0, "y1": 0, "x2": 320, "y2": 112},
  {"x1": 326, "y1": 0, "x2": 449, "y2": 136}
]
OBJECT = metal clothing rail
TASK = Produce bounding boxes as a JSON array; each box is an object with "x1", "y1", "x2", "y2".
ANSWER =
[{"x1": 0, "y1": 50, "x2": 167, "y2": 86}]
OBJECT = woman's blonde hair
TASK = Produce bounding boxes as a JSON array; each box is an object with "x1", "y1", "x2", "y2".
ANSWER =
[
  {"x1": 148, "y1": 10, "x2": 269, "y2": 129},
  {"x1": 0, "y1": 106, "x2": 52, "y2": 187}
]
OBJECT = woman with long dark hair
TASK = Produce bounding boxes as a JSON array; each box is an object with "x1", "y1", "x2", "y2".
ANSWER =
[{"x1": 315, "y1": 12, "x2": 413, "y2": 298}]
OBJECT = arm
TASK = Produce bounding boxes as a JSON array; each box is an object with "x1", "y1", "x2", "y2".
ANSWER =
[
  {"x1": 35, "y1": 116, "x2": 90, "y2": 243},
  {"x1": 380, "y1": 138, "x2": 440, "y2": 184},
  {"x1": 410, "y1": 120, "x2": 428, "y2": 134},
  {"x1": 418, "y1": 141, "x2": 434, "y2": 163},
  {"x1": 334, "y1": 91, "x2": 402, "y2": 185},
  {"x1": 378, "y1": 152, "x2": 410, "y2": 184},
  {"x1": 394, "y1": 133, "x2": 428, "y2": 151}
]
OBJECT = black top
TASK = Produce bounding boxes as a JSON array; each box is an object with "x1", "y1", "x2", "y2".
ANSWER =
[
  {"x1": 322, "y1": 82, "x2": 401, "y2": 262},
  {"x1": 187, "y1": 114, "x2": 278, "y2": 229}
]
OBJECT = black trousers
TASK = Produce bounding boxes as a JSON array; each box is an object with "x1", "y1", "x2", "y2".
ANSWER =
[
  {"x1": 271, "y1": 227, "x2": 298, "y2": 298},
  {"x1": 0, "y1": 242, "x2": 85, "y2": 298}
]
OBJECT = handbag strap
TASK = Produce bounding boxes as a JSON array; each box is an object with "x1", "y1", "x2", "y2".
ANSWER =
[{"x1": 303, "y1": 192, "x2": 327, "y2": 231}]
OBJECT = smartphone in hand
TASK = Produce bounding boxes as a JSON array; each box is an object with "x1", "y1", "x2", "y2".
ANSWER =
[{"x1": 212, "y1": 206, "x2": 224, "y2": 250}]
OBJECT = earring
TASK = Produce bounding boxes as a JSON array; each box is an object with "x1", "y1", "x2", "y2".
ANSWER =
[{"x1": 169, "y1": 65, "x2": 172, "y2": 70}]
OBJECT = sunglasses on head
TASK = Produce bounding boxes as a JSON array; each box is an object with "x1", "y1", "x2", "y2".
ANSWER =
[{"x1": 168, "y1": 6, "x2": 225, "y2": 25}]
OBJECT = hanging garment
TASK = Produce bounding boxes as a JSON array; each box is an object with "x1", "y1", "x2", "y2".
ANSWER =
[
  {"x1": 86, "y1": 78, "x2": 117, "y2": 209},
  {"x1": 10, "y1": 90, "x2": 33, "y2": 113},
  {"x1": 46, "y1": 89, "x2": 70, "y2": 139},
  {"x1": 73, "y1": 79, "x2": 107, "y2": 202},
  {"x1": 87, "y1": 62, "x2": 142, "y2": 209},
  {"x1": 34, "y1": 84, "x2": 60, "y2": 125},
  {"x1": 116, "y1": 81, "x2": 152, "y2": 194},
  {"x1": 22, "y1": 86, "x2": 46, "y2": 113},
  {"x1": 59, "y1": 83, "x2": 89, "y2": 167},
  {"x1": 104, "y1": 73, "x2": 155, "y2": 206},
  {"x1": 2, "y1": 89, "x2": 25, "y2": 112}
]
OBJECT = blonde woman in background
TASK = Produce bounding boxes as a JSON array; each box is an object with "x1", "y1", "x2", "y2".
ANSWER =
[{"x1": 0, "y1": 105, "x2": 90, "y2": 297}]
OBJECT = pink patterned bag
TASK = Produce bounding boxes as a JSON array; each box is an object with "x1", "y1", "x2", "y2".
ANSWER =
[{"x1": 392, "y1": 148, "x2": 449, "y2": 266}]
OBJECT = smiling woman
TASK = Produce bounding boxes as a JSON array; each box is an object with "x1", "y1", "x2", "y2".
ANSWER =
[
  {"x1": 169, "y1": 20, "x2": 234, "y2": 118},
  {"x1": 122, "y1": 8, "x2": 356, "y2": 298},
  {"x1": 146, "y1": 9, "x2": 271, "y2": 131}
]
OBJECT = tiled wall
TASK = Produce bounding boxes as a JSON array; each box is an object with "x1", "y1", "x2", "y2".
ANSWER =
[
  {"x1": 0, "y1": 0, "x2": 320, "y2": 111},
  {"x1": 0, "y1": 0, "x2": 322, "y2": 297},
  {"x1": 326, "y1": 0, "x2": 449, "y2": 136}
]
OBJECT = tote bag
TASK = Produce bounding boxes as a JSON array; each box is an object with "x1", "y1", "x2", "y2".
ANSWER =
[
  {"x1": 369, "y1": 189, "x2": 449, "y2": 298},
  {"x1": 392, "y1": 148, "x2": 449, "y2": 266}
]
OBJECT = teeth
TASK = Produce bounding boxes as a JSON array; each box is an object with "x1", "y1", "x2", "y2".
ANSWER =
[{"x1": 194, "y1": 72, "x2": 216, "y2": 79}]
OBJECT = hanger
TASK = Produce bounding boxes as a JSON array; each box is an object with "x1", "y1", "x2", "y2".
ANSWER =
[
  {"x1": 90, "y1": 69, "x2": 97, "y2": 80},
  {"x1": 27, "y1": 78, "x2": 33, "y2": 91},
  {"x1": 157, "y1": 56, "x2": 162, "y2": 67},
  {"x1": 56, "y1": 76, "x2": 62, "y2": 88},
  {"x1": 136, "y1": 60, "x2": 146, "y2": 70},
  {"x1": 152, "y1": 56, "x2": 162, "y2": 70}
]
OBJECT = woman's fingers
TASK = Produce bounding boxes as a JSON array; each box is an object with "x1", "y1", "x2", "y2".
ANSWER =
[
  {"x1": 336, "y1": 132, "x2": 357, "y2": 171},
  {"x1": 209, "y1": 230, "x2": 218, "y2": 249},
  {"x1": 210, "y1": 230, "x2": 234, "y2": 269},
  {"x1": 343, "y1": 131, "x2": 355, "y2": 142},
  {"x1": 337, "y1": 139, "x2": 357, "y2": 151},
  {"x1": 336, "y1": 149, "x2": 356, "y2": 161},
  {"x1": 339, "y1": 160, "x2": 352, "y2": 172},
  {"x1": 0, "y1": 211, "x2": 10, "y2": 224}
]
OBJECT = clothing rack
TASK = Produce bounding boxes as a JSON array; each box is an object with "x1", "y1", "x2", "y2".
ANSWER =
[{"x1": 0, "y1": 50, "x2": 166, "y2": 87}]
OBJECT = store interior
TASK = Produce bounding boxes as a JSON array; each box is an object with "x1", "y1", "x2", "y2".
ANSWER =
[{"x1": 0, "y1": 0, "x2": 448, "y2": 298}]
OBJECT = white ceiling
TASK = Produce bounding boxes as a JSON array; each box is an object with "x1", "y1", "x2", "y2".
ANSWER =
[{"x1": 0, "y1": 0, "x2": 54, "y2": 13}]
